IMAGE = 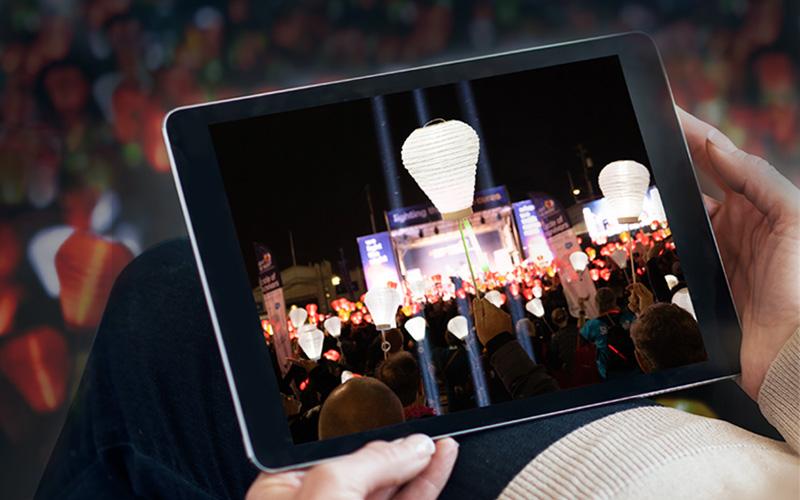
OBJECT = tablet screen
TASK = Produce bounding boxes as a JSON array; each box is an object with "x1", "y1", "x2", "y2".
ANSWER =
[{"x1": 209, "y1": 55, "x2": 707, "y2": 444}]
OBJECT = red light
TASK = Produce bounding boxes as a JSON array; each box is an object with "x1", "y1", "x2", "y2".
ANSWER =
[
  {"x1": 299, "y1": 377, "x2": 309, "y2": 391},
  {"x1": 590, "y1": 269, "x2": 600, "y2": 281},
  {"x1": 509, "y1": 283, "x2": 520, "y2": 297},
  {"x1": 600, "y1": 269, "x2": 611, "y2": 281},
  {"x1": 0, "y1": 224, "x2": 22, "y2": 279},
  {"x1": 261, "y1": 319, "x2": 270, "y2": 332},
  {"x1": 0, "y1": 284, "x2": 21, "y2": 336},
  {"x1": 323, "y1": 349, "x2": 341, "y2": 362}
]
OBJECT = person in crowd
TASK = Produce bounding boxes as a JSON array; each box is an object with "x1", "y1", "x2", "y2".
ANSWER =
[
  {"x1": 317, "y1": 377, "x2": 405, "y2": 440},
  {"x1": 377, "y1": 351, "x2": 436, "y2": 420},
  {"x1": 547, "y1": 307, "x2": 577, "y2": 375},
  {"x1": 473, "y1": 299, "x2": 559, "y2": 399},
  {"x1": 38, "y1": 110, "x2": 799, "y2": 500},
  {"x1": 580, "y1": 287, "x2": 637, "y2": 378},
  {"x1": 630, "y1": 302, "x2": 708, "y2": 372}
]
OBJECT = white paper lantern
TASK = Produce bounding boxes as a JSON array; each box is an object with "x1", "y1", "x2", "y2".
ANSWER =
[
  {"x1": 485, "y1": 290, "x2": 504, "y2": 308},
  {"x1": 569, "y1": 252, "x2": 589, "y2": 272},
  {"x1": 298, "y1": 324, "x2": 325, "y2": 361},
  {"x1": 404, "y1": 316, "x2": 427, "y2": 342},
  {"x1": 341, "y1": 370, "x2": 355, "y2": 383},
  {"x1": 447, "y1": 315, "x2": 469, "y2": 340},
  {"x1": 611, "y1": 249, "x2": 628, "y2": 269},
  {"x1": 671, "y1": 288, "x2": 697, "y2": 319},
  {"x1": 364, "y1": 287, "x2": 404, "y2": 331},
  {"x1": 664, "y1": 274, "x2": 679, "y2": 290},
  {"x1": 407, "y1": 278, "x2": 426, "y2": 300},
  {"x1": 323, "y1": 316, "x2": 342, "y2": 338},
  {"x1": 598, "y1": 160, "x2": 651, "y2": 224},
  {"x1": 289, "y1": 307, "x2": 308, "y2": 329},
  {"x1": 525, "y1": 298, "x2": 545, "y2": 318},
  {"x1": 401, "y1": 120, "x2": 480, "y2": 220},
  {"x1": 533, "y1": 285, "x2": 543, "y2": 299}
]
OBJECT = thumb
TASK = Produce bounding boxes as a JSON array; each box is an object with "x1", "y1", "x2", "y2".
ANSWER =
[
  {"x1": 706, "y1": 129, "x2": 800, "y2": 228},
  {"x1": 298, "y1": 435, "x2": 436, "y2": 499}
]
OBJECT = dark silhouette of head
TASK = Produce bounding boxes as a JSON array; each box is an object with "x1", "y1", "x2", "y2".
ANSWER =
[
  {"x1": 595, "y1": 287, "x2": 617, "y2": 314},
  {"x1": 630, "y1": 303, "x2": 707, "y2": 373},
  {"x1": 377, "y1": 351, "x2": 421, "y2": 407},
  {"x1": 318, "y1": 377, "x2": 404, "y2": 439},
  {"x1": 551, "y1": 307, "x2": 568, "y2": 328}
]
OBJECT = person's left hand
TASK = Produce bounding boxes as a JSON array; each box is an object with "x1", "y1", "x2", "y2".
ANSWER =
[
  {"x1": 246, "y1": 435, "x2": 458, "y2": 500},
  {"x1": 627, "y1": 283, "x2": 654, "y2": 317},
  {"x1": 473, "y1": 297, "x2": 513, "y2": 346}
]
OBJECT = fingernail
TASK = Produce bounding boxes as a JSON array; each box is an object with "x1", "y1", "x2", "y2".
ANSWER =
[
  {"x1": 406, "y1": 434, "x2": 436, "y2": 456},
  {"x1": 707, "y1": 128, "x2": 737, "y2": 154}
]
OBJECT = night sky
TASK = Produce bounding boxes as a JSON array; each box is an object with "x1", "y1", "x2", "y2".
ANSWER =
[{"x1": 210, "y1": 56, "x2": 650, "y2": 286}]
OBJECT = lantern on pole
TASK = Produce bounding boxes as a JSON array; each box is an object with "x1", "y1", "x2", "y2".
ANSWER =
[
  {"x1": 569, "y1": 251, "x2": 589, "y2": 272},
  {"x1": 598, "y1": 160, "x2": 651, "y2": 224},
  {"x1": 323, "y1": 316, "x2": 342, "y2": 338},
  {"x1": 525, "y1": 298, "x2": 545, "y2": 318},
  {"x1": 297, "y1": 324, "x2": 324, "y2": 361},
  {"x1": 447, "y1": 315, "x2": 469, "y2": 341},
  {"x1": 364, "y1": 287, "x2": 403, "y2": 331},
  {"x1": 484, "y1": 290, "x2": 504, "y2": 308},
  {"x1": 611, "y1": 249, "x2": 628, "y2": 269},
  {"x1": 404, "y1": 316, "x2": 427, "y2": 342},
  {"x1": 664, "y1": 274, "x2": 679, "y2": 290},
  {"x1": 289, "y1": 307, "x2": 308, "y2": 329},
  {"x1": 401, "y1": 119, "x2": 483, "y2": 294}
]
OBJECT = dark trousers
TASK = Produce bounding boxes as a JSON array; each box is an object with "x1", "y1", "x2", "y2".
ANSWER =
[{"x1": 36, "y1": 239, "x2": 647, "y2": 499}]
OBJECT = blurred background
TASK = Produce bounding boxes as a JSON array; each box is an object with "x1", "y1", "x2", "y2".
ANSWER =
[{"x1": 0, "y1": 1, "x2": 797, "y2": 498}]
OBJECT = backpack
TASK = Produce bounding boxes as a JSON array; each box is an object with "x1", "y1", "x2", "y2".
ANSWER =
[{"x1": 600, "y1": 314, "x2": 637, "y2": 373}]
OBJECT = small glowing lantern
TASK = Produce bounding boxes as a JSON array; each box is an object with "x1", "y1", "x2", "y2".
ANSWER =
[
  {"x1": 447, "y1": 315, "x2": 469, "y2": 340},
  {"x1": 525, "y1": 298, "x2": 545, "y2": 318},
  {"x1": 611, "y1": 249, "x2": 628, "y2": 269},
  {"x1": 664, "y1": 274, "x2": 679, "y2": 290},
  {"x1": 288, "y1": 307, "x2": 308, "y2": 329},
  {"x1": 671, "y1": 288, "x2": 697, "y2": 319},
  {"x1": 401, "y1": 120, "x2": 479, "y2": 220},
  {"x1": 323, "y1": 316, "x2": 342, "y2": 338},
  {"x1": 485, "y1": 290, "x2": 503, "y2": 308},
  {"x1": 404, "y1": 316, "x2": 427, "y2": 342},
  {"x1": 533, "y1": 285, "x2": 543, "y2": 299},
  {"x1": 598, "y1": 160, "x2": 651, "y2": 224},
  {"x1": 341, "y1": 370, "x2": 355, "y2": 383},
  {"x1": 363, "y1": 287, "x2": 403, "y2": 331},
  {"x1": 569, "y1": 252, "x2": 589, "y2": 272},
  {"x1": 297, "y1": 324, "x2": 325, "y2": 361}
]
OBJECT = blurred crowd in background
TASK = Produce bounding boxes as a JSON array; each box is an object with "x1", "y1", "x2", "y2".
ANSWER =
[{"x1": 0, "y1": 0, "x2": 797, "y2": 498}]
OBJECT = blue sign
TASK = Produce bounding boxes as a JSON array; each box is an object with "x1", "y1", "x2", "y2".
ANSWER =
[
  {"x1": 254, "y1": 242, "x2": 282, "y2": 293},
  {"x1": 386, "y1": 186, "x2": 511, "y2": 230},
  {"x1": 512, "y1": 199, "x2": 551, "y2": 261},
  {"x1": 356, "y1": 232, "x2": 401, "y2": 290},
  {"x1": 528, "y1": 192, "x2": 571, "y2": 239}
]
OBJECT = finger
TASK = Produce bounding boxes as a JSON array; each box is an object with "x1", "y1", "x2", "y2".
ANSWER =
[
  {"x1": 246, "y1": 471, "x2": 306, "y2": 500},
  {"x1": 701, "y1": 193, "x2": 721, "y2": 219},
  {"x1": 298, "y1": 435, "x2": 436, "y2": 499},
  {"x1": 676, "y1": 107, "x2": 730, "y2": 194},
  {"x1": 705, "y1": 130, "x2": 800, "y2": 227},
  {"x1": 394, "y1": 438, "x2": 459, "y2": 500}
]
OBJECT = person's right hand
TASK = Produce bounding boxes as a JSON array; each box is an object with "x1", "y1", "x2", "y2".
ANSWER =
[
  {"x1": 473, "y1": 297, "x2": 513, "y2": 346},
  {"x1": 678, "y1": 108, "x2": 800, "y2": 400},
  {"x1": 246, "y1": 435, "x2": 458, "y2": 500},
  {"x1": 627, "y1": 282, "x2": 654, "y2": 317}
]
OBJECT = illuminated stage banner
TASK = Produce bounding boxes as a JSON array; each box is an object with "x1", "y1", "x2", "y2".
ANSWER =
[
  {"x1": 255, "y1": 243, "x2": 292, "y2": 376},
  {"x1": 528, "y1": 194, "x2": 598, "y2": 319},
  {"x1": 356, "y1": 232, "x2": 402, "y2": 290},
  {"x1": 386, "y1": 186, "x2": 510, "y2": 230},
  {"x1": 512, "y1": 199, "x2": 553, "y2": 263}
]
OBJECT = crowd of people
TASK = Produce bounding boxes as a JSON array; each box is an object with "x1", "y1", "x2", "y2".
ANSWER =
[{"x1": 270, "y1": 232, "x2": 708, "y2": 443}]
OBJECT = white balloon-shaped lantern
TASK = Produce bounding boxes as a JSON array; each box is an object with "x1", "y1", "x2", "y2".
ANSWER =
[
  {"x1": 598, "y1": 160, "x2": 651, "y2": 224},
  {"x1": 485, "y1": 290, "x2": 504, "y2": 308},
  {"x1": 671, "y1": 288, "x2": 697, "y2": 320},
  {"x1": 569, "y1": 252, "x2": 589, "y2": 272},
  {"x1": 404, "y1": 316, "x2": 427, "y2": 342},
  {"x1": 323, "y1": 316, "x2": 342, "y2": 338},
  {"x1": 401, "y1": 120, "x2": 480, "y2": 220},
  {"x1": 525, "y1": 298, "x2": 545, "y2": 318},
  {"x1": 611, "y1": 249, "x2": 628, "y2": 269},
  {"x1": 533, "y1": 285, "x2": 543, "y2": 299},
  {"x1": 288, "y1": 307, "x2": 308, "y2": 329},
  {"x1": 298, "y1": 324, "x2": 325, "y2": 361},
  {"x1": 364, "y1": 287, "x2": 404, "y2": 331},
  {"x1": 664, "y1": 274, "x2": 679, "y2": 290},
  {"x1": 447, "y1": 315, "x2": 469, "y2": 340},
  {"x1": 341, "y1": 370, "x2": 355, "y2": 384}
]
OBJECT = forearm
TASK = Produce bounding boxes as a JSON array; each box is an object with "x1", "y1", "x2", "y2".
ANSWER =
[
  {"x1": 487, "y1": 333, "x2": 558, "y2": 399},
  {"x1": 757, "y1": 327, "x2": 800, "y2": 452}
]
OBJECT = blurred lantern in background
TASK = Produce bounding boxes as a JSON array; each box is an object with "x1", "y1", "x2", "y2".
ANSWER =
[
  {"x1": 0, "y1": 285, "x2": 21, "y2": 336},
  {"x1": 364, "y1": 287, "x2": 403, "y2": 331},
  {"x1": 525, "y1": 298, "x2": 545, "y2": 318},
  {"x1": 323, "y1": 316, "x2": 341, "y2": 338},
  {"x1": 447, "y1": 315, "x2": 469, "y2": 341},
  {"x1": 288, "y1": 307, "x2": 308, "y2": 329},
  {"x1": 569, "y1": 251, "x2": 589, "y2": 272},
  {"x1": 611, "y1": 249, "x2": 628, "y2": 269},
  {"x1": 0, "y1": 327, "x2": 69, "y2": 413},
  {"x1": 0, "y1": 224, "x2": 22, "y2": 279},
  {"x1": 664, "y1": 274, "x2": 679, "y2": 290},
  {"x1": 404, "y1": 316, "x2": 427, "y2": 342},
  {"x1": 297, "y1": 324, "x2": 324, "y2": 361},
  {"x1": 485, "y1": 290, "x2": 503, "y2": 308},
  {"x1": 54, "y1": 232, "x2": 133, "y2": 332},
  {"x1": 672, "y1": 288, "x2": 697, "y2": 319},
  {"x1": 598, "y1": 160, "x2": 651, "y2": 224}
]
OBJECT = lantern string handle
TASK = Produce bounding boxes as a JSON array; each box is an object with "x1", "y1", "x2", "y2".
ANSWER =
[
  {"x1": 628, "y1": 224, "x2": 636, "y2": 284},
  {"x1": 423, "y1": 118, "x2": 447, "y2": 127},
  {"x1": 459, "y1": 218, "x2": 482, "y2": 299}
]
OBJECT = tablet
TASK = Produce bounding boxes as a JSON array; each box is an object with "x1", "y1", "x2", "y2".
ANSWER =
[{"x1": 163, "y1": 32, "x2": 740, "y2": 471}]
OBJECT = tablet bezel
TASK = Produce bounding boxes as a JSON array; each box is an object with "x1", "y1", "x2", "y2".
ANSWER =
[{"x1": 163, "y1": 32, "x2": 741, "y2": 472}]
